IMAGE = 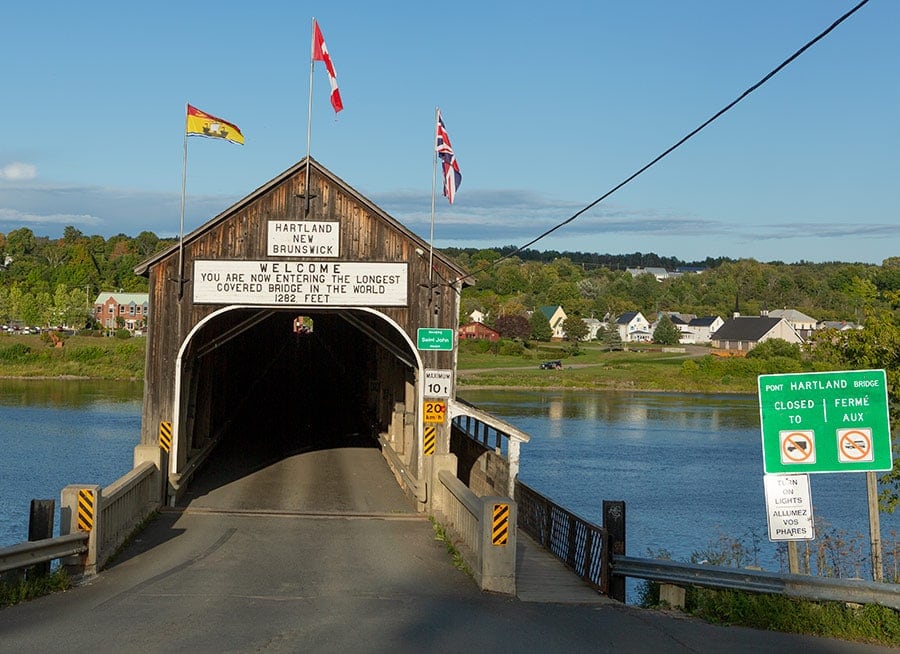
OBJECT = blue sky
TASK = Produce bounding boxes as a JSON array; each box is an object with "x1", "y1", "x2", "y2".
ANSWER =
[{"x1": 1, "y1": 1, "x2": 896, "y2": 264}]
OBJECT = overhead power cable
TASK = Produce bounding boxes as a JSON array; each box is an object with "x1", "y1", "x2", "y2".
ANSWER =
[{"x1": 451, "y1": 0, "x2": 870, "y2": 284}]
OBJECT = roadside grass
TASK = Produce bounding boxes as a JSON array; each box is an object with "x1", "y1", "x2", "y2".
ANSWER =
[
  {"x1": 429, "y1": 516, "x2": 474, "y2": 579},
  {"x1": 687, "y1": 589, "x2": 900, "y2": 646},
  {"x1": 0, "y1": 567, "x2": 71, "y2": 608},
  {"x1": 639, "y1": 583, "x2": 900, "y2": 647},
  {"x1": 638, "y1": 535, "x2": 900, "y2": 647}
]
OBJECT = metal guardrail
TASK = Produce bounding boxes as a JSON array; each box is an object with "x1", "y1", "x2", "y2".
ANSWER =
[
  {"x1": 0, "y1": 533, "x2": 88, "y2": 574},
  {"x1": 612, "y1": 555, "x2": 900, "y2": 610},
  {"x1": 513, "y1": 478, "x2": 899, "y2": 609},
  {"x1": 515, "y1": 480, "x2": 608, "y2": 594}
]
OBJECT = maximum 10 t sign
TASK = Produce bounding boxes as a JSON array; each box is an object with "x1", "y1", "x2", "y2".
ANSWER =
[{"x1": 758, "y1": 369, "x2": 892, "y2": 474}]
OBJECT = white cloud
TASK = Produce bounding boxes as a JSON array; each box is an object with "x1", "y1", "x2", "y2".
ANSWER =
[
  {"x1": 0, "y1": 162, "x2": 37, "y2": 181},
  {"x1": 0, "y1": 207, "x2": 101, "y2": 226}
]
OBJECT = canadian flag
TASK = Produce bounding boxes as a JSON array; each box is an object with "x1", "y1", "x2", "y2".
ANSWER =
[{"x1": 313, "y1": 19, "x2": 343, "y2": 113}]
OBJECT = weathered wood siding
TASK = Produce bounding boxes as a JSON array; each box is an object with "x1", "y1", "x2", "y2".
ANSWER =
[{"x1": 138, "y1": 159, "x2": 465, "y2": 466}]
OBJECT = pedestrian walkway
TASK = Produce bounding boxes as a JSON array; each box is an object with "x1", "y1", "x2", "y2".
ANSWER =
[{"x1": 516, "y1": 532, "x2": 613, "y2": 604}]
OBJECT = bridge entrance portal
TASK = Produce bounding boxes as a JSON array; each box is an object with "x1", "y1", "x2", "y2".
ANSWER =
[{"x1": 133, "y1": 158, "x2": 468, "y2": 509}]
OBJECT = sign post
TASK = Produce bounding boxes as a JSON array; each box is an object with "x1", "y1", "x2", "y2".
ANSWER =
[{"x1": 758, "y1": 369, "x2": 892, "y2": 581}]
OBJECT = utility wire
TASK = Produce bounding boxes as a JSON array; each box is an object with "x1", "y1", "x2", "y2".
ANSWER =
[{"x1": 451, "y1": 0, "x2": 870, "y2": 285}]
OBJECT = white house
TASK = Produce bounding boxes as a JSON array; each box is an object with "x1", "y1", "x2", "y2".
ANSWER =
[
  {"x1": 686, "y1": 316, "x2": 724, "y2": 344},
  {"x1": 767, "y1": 309, "x2": 817, "y2": 340},
  {"x1": 538, "y1": 305, "x2": 568, "y2": 340},
  {"x1": 615, "y1": 311, "x2": 652, "y2": 343},
  {"x1": 469, "y1": 309, "x2": 486, "y2": 324},
  {"x1": 582, "y1": 317, "x2": 603, "y2": 341},
  {"x1": 626, "y1": 267, "x2": 674, "y2": 281}
]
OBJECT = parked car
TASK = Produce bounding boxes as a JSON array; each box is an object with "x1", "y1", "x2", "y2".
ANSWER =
[{"x1": 539, "y1": 360, "x2": 562, "y2": 370}]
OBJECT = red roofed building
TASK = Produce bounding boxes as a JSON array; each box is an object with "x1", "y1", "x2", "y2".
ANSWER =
[{"x1": 458, "y1": 321, "x2": 500, "y2": 342}]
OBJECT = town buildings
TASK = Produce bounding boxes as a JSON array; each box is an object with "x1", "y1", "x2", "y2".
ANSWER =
[{"x1": 93, "y1": 292, "x2": 149, "y2": 333}]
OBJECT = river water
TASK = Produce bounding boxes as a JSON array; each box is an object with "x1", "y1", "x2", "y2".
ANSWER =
[
  {"x1": 1, "y1": 380, "x2": 896, "y2": 581},
  {"x1": 0, "y1": 379, "x2": 141, "y2": 547},
  {"x1": 458, "y1": 388, "x2": 898, "y2": 578}
]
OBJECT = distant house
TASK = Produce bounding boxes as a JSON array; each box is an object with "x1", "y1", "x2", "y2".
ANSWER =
[
  {"x1": 458, "y1": 321, "x2": 500, "y2": 342},
  {"x1": 767, "y1": 309, "x2": 817, "y2": 340},
  {"x1": 657, "y1": 312, "x2": 695, "y2": 343},
  {"x1": 469, "y1": 309, "x2": 486, "y2": 324},
  {"x1": 818, "y1": 320, "x2": 862, "y2": 332},
  {"x1": 615, "y1": 311, "x2": 652, "y2": 343},
  {"x1": 582, "y1": 317, "x2": 603, "y2": 341},
  {"x1": 626, "y1": 267, "x2": 673, "y2": 281},
  {"x1": 686, "y1": 316, "x2": 724, "y2": 344},
  {"x1": 710, "y1": 315, "x2": 802, "y2": 352},
  {"x1": 539, "y1": 305, "x2": 568, "y2": 340},
  {"x1": 94, "y1": 292, "x2": 149, "y2": 333}
]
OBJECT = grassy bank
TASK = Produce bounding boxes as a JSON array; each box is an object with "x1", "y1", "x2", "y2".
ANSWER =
[
  {"x1": 457, "y1": 341, "x2": 761, "y2": 394},
  {"x1": 1, "y1": 334, "x2": 773, "y2": 394},
  {"x1": 0, "y1": 334, "x2": 145, "y2": 380}
]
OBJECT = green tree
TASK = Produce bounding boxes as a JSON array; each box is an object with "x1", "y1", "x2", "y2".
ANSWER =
[
  {"x1": 810, "y1": 310, "x2": 900, "y2": 511},
  {"x1": 494, "y1": 314, "x2": 530, "y2": 340},
  {"x1": 5, "y1": 227, "x2": 36, "y2": 257},
  {"x1": 652, "y1": 315, "x2": 680, "y2": 345},
  {"x1": 529, "y1": 310, "x2": 552, "y2": 341},
  {"x1": 562, "y1": 315, "x2": 589, "y2": 342},
  {"x1": 598, "y1": 324, "x2": 623, "y2": 351},
  {"x1": 747, "y1": 338, "x2": 802, "y2": 360}
]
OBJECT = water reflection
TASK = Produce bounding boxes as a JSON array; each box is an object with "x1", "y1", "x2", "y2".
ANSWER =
[
  {"x1": 0, "y1": 378, "x2": 143, "y2": 408},
  {"x1": 461, "y1": 389, "x2": 760, "y2": 431}
]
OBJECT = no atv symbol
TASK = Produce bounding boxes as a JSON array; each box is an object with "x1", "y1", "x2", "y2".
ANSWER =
[{"x1": 780, "y1": 430, "x2": 816, "y2": 465}]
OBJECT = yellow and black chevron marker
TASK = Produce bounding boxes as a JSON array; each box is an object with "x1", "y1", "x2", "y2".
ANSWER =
[
  {"x1": 423, "y1": 425, "x2": 436, "y2": 456},
  {"x1": 492, "y1": 503, "x2": 510, "y2": 546},
  {"x1": 159, "y1": 421, "x2": 173, "y2": 453},
  {"x1": 77, "y1": 489, "x2": 94, "y2": 532}
]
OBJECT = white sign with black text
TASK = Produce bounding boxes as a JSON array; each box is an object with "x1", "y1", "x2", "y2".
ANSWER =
[
  {"x1": 267, "y1": 221, "x2": 340, "y2": 257},
  {"x1": 193, "y1": 260, "x2": 408, "y2": 306},
  {"x1": 763, "y1": 473, "x2": 815, "y2": 542},
  {"x1": 424, "y1": 369, "x2": 453, "y2": 398}
]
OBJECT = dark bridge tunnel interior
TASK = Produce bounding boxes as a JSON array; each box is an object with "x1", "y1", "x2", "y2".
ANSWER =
[{"x1": 180, "y1": 309, "x2": 410, "y2": 496}]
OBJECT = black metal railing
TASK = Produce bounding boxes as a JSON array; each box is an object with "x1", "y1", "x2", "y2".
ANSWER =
[{"x1": 515, "y1": 480, "x2": 609, "y2": 594}]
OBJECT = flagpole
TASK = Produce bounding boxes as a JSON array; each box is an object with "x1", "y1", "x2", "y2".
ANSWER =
[
  {"x1": 178, "y1": 104, "x2": 189, "y2": 300},
  {"x1": 304, "y1": 17, "x2": 316, "y2": 216},
  {"x1": 428, "y1": 107, "x2": 439, "y2": 319}
]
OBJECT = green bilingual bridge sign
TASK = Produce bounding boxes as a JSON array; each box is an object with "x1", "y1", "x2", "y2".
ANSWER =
[{"x1": 758, "y1": 369, "x2": 892, "y2": 474}]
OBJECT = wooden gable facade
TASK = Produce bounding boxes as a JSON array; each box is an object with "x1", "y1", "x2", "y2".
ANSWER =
[{"x1": 133, "y1": 157, "x2": 468, "y2": 500}]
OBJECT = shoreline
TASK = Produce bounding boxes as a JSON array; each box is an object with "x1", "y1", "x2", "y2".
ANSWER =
[{"x1": 457, "y1": 384, "x2": 757, "y2": 396}]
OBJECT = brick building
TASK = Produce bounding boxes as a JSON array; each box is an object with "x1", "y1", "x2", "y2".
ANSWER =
[{"x1": 94, "y1": 292, "x2": 150, "y2": 332}]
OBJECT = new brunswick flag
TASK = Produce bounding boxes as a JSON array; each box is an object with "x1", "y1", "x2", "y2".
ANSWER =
[{"x1": 186, "y1": 104, "x2": 244, "y2": 144}]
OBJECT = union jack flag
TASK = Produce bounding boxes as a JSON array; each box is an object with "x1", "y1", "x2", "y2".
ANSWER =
[{"x1": 435, "y1": 110, "x2": 461, "y2": 204}]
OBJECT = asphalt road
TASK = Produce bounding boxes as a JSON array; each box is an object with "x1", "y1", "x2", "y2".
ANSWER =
[{"x1": 0, "y1": 442, "x2": 892, "y2": 653}]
